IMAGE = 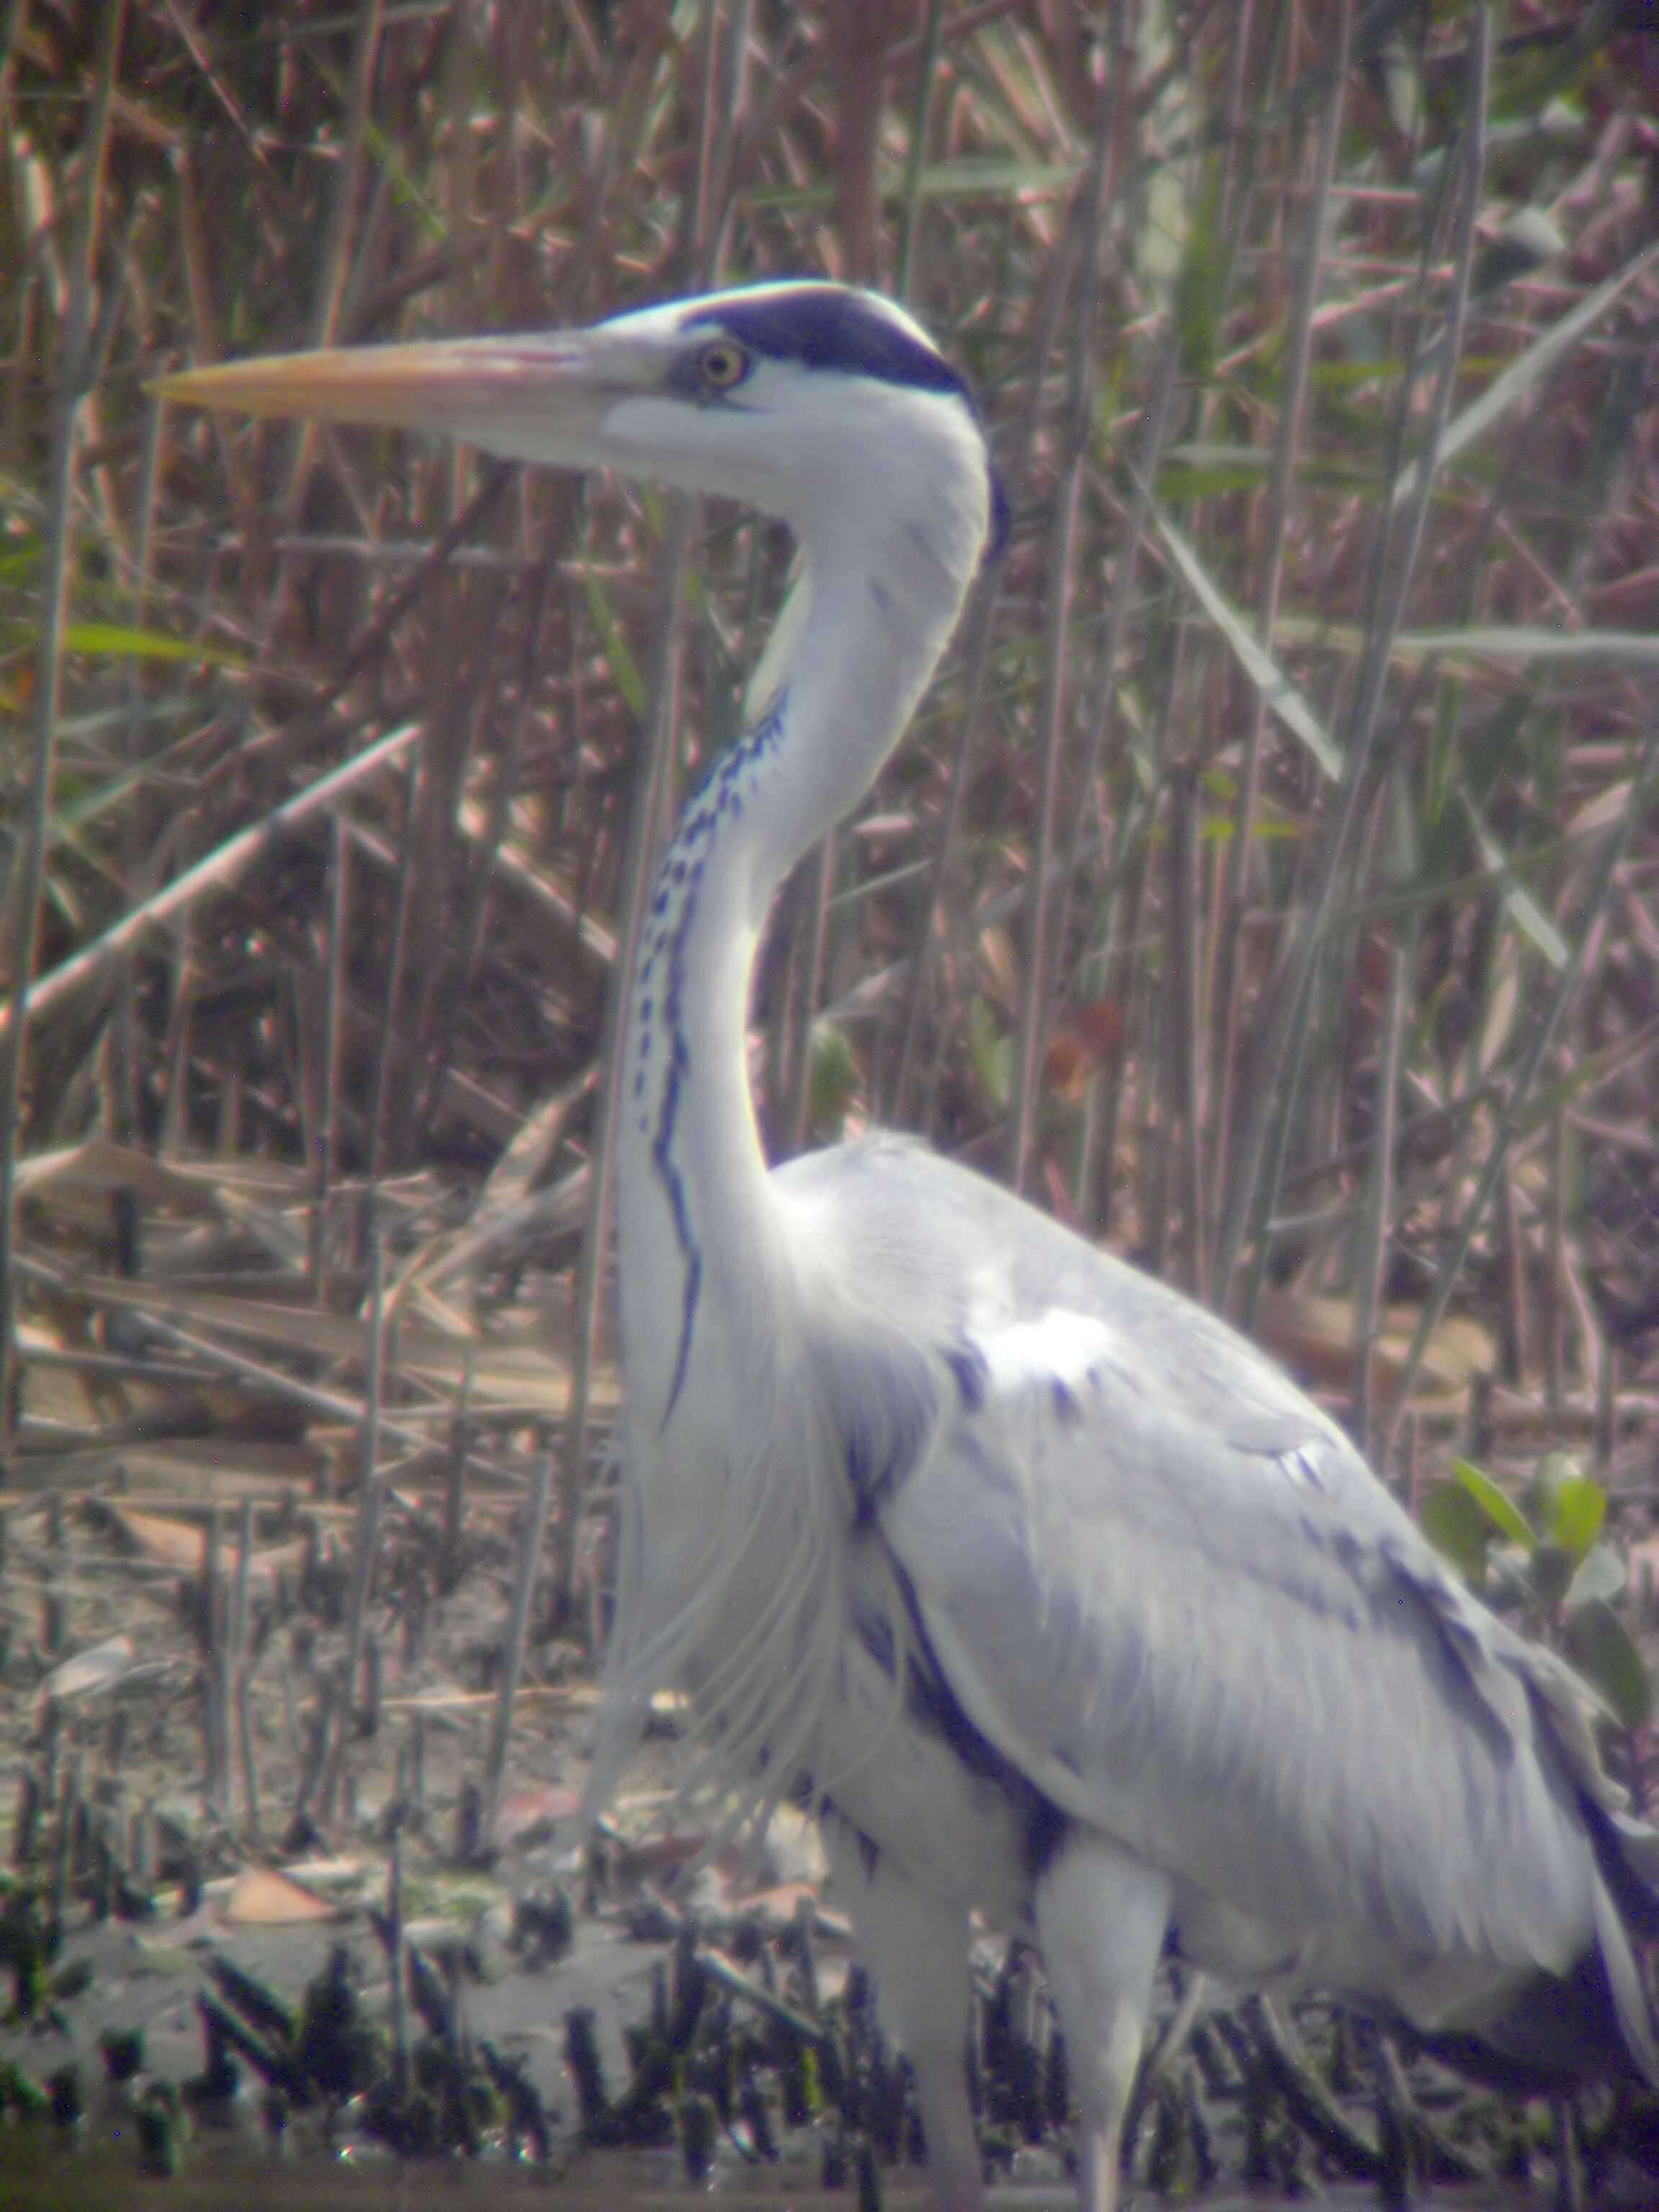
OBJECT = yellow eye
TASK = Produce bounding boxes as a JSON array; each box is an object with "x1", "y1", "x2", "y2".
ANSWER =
[{"x1": 697, "y1": 338, "x2": 751, "y2": 392}]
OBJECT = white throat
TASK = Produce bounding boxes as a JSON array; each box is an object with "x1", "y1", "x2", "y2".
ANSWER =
[{"x1": 616, "y1": 405, "x2": 989, "y2": 1438}]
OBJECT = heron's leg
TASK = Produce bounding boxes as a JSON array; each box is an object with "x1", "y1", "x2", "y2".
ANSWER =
[
  {"x1": 823, "y1": 1812, "x2": 982, "y2": 2212},
  {"x1": 1033, "y1": 1828, "x2": 1172, "y2": 2212}
]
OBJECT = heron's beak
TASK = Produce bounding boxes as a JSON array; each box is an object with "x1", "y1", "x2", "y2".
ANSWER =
[{"x1": 150, "y1": 331, "x2": 661, "y2": 469}]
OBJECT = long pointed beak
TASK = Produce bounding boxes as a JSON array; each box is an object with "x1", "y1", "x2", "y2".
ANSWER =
[{"x1": 150, "y1": 331, "x2": 655, "y2": 467}]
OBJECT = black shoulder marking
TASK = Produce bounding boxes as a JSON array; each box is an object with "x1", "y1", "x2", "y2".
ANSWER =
[
  {"x1": 821, "y1": 1798, "x2": 881, "y2": 1887},
  {"x1": 682, "y1": 287, "x2": 965, "y2": 396},
  {"x1": 885, "y1": 1546, "x2": 1065, "y2": 1884},
  {"x1": 835, "y1": 1328, "x2": 939, "y2": 1524},
  {"x1": 1025, "y1": 1796, "x2": 1067, "y2": 1880},
  {"x1": 853, "y1": 1599, "x2": 896, "y2": 1678},
  {"x1": 945, "y1": 1341, "x2": 988, "y2": 1413}
]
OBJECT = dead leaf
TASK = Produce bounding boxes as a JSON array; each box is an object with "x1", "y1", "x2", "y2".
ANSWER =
[
  {"x1": 611, "y1": 1830, "x2": 709, "y2": 1882},
  {"x1": 222, "y1": 1865, "x2": 341, "y2": 1924},
  {"x1": 14, "y1": 1138, "x2": 228, "y2": 1213},
  {"x1": 109, "y1": 1506, "x2": 205, "y2": 1570},
  {"x1": 1255, "y1": 1290, "x2": 1496, "y2": 1404},
  {"x1": 37, "y1": 1634, "x2": 136, "y2": 1707},
  {"x1": 1044, "y1": 999, "x2": 1126, "y2": 1100},
  {"x1": 719, "y1": 1881, "x2": 823, "y2": 1926},
  {"x1": 107, "y1": 1504, "x2": 307, "y2": 1590},
  {"x1": 497, "y1": 1786, "x2": 583, "y2": 1845}
]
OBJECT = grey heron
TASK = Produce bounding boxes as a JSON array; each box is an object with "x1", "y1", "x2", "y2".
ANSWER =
[{"x1": 159, "y1": 280, "x2": 1659, "y2": 2211}]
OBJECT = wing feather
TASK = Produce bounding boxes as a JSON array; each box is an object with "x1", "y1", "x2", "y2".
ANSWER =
[
  {"x1": 881, "y1": 1330, "x2": 1599, "y2": 1978},
  {"x1": 778, "y1": 1136, "x2": 1632, "y2": 2002},
  {"x1": 778, "y1": 1141, "x2": 1637, "y2": 2008}
]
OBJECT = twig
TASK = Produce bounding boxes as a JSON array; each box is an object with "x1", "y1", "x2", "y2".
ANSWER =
[
  {"x1": 0, "y1": 0, "x2": 127, "y2": 1467},
  {"x1": 8, "y1": 722, "x2": 423, "y2": 1036},
  {"x1": 480, "y1": 1450, "x2": 554, "y2": 1853}
]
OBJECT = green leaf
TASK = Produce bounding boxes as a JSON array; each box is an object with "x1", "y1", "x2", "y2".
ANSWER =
[
  {"x1": 1528, "y1": 1544, "x2": 1575, "y2": 1608},
  {"x1": 909, "y1": 158, "x2": 1078, "y2": 200},
  {"x1": 966, "y1": 996, "x2": 1010, "y2": 1112},
  {"x1": 749, "y1": 158, "x2": 1082, "y2": 213},
  {"x1": 1199, "y1": 812, "x2": 1304, "y2": 845},
  {"x1": 806, "y1": 1022, "x2": 858, "y2": 1138},
  {"x1": 63, "y1": 621, "x2": 250, "y2": 671},
  {"x1": 1271, "y1": 616, "x2": 1659, "y2": 668},
  {"x1": 1565, "y1": 1542, "x2": 1627, "y2": 1611},
  {"x1": 1419, "y1": 1481, "x2": 1493, "y2": 1584},
  {"x1": 1458, "y1": 790, "x2": 1570, "y2": 970},
  {"x1": 1146, "y1": 502, "x2": 1342, "y2": 778},
  {"x1": 1526, "y1": 1450, "x2": 1578, "y2": 1530},
  {"x1": 1156, "y1": 457, "x2": 1275, "y2": 500},
  {"x1": 1565, "y1": 1601, "x2": 1652, "y2": 1730},
  {"x1": 1156, "y1": 444, "x2": 1376, "y2": 498},
  {"x1": 1393, "y1": 238, "x2": 1659, "y2": 508},
  {"x1": 1547, "y1": 1473, "x2": 1606, "y2": 1560},
  {"x1": 580, "y1": 567, "x2": 646, "y2": 720},
  {"x1": 1449, "y1": 1458, "x2": 1536, "y2": 1548},
  {"x1": 1173, "y1": 158, "x2": 1225, "y2": 387}
]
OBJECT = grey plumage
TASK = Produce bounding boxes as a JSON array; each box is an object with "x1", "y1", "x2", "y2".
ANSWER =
[
  {"x1": 158, "y1": 279, "x2": 1659, "y2": 2212},
  {"x1": 790, "y1": 1135, "x2": 1655, "y2": 2054}
]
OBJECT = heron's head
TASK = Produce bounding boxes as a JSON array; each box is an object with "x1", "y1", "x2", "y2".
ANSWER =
[{"x1": 156, "y1": 281, "x2": 1001, "y2": 574}]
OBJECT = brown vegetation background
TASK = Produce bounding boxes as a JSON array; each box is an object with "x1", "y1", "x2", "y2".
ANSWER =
[{"x1": 3, "y1": 1, "x2": 1659, "y2": 1815}]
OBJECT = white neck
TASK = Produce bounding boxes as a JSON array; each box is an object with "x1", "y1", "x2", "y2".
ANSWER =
[
  {"x1": 614, "y1": 489, "x2": 983, "y2": 1444},
  {"x1": 590, "y1": 388, "x2": 989, "y2": 1819}
]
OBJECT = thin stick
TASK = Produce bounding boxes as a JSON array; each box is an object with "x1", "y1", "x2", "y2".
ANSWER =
[
  {"x1": 365, "y1": 740, "x2": 423, "y2": 1189},
  {"x1": 893, "y1": 0, "x2": 947, "y2": 303},
  {"x1": 200, "y1": 1505, "x2": 229, "y2": 1813},
  {"x1": 9, "y1": 722, "x2": 423, "y2": 1036},
  {"x1": 1210, "y1": 0, "x2": 1351, "y2": 1254},
  {"x1": 1350, "y1": 878, "x2": 1414, "y2": 1455},
  {"x1": 1005, "y1": 63, "x2": 1118, "y2": 1195},
  {"x1": 320, "y1": 1212, "x2": 389, "y2": 1820},
  {"x1": 480, "y1": 1450, "x2": 554, "y2": 1853},
  {"x1": 0, "y1": 0, "x2": 126, "y2": 1467},
  {"x1": 1217, "y1": 12, "x2": 1493, "y2": 1307},
  {"x1": 232, "y1": 1496, "x2": 261, "y2": 1838},
  {"x1": 1381, "y1": 714, "x2": 1659, "y2": 1453}
]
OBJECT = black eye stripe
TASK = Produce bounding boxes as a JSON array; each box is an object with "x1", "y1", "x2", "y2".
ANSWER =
[{"x1": 678, "y1": 287, "x2": 967, "y2": 397}]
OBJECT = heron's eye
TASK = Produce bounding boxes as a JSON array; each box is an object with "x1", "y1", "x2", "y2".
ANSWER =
[{"x1": 696, "y1": 338, "x2": 752, "y2": 393}]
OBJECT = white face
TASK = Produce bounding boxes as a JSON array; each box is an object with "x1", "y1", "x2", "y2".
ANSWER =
[{"x1": 574, "y1": 284, "x2": 991, "y2": 549}]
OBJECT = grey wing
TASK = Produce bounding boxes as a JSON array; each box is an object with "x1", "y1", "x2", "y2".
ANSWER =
[
  {"x1": 773, "y1": 1132, "x2": 1659, "y2": 2078},
  {"x1": 777, "y1": 1133, "x2": 1647, "y2": 2025},
  {"x1": 880, "y1": 1317, "x2": 1603, "y2": 1983}
]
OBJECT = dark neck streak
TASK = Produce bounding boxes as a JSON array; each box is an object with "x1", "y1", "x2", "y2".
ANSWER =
[
  {"x1": 616, "y1": 487, "x2": 986, "y2": 1456},
  {"x1": 629, "y1": 686, "x2": 790, "y2": 1429}
]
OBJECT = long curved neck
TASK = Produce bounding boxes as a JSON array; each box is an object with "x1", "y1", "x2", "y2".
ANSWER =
[{"x1": 614, "y1": 516, "x2": 975, "y2": 1440}]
